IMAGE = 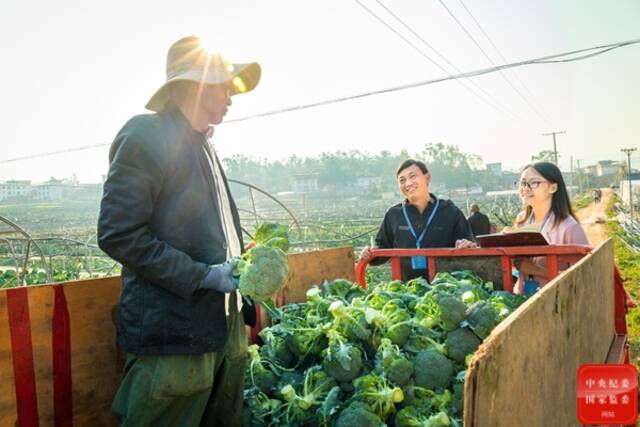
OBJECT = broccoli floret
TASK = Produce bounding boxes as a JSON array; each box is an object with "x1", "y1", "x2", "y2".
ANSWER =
[
  {"x1": 361, "y1": 300, "x2": 413, "y2": 347},
  {"x1": 450, "y1": 270, "x2": 484, "y2": 285},
  {"x1": 323, "y1": 330, "x2": 364, "y2": 382},
  {"x1": 280, "y1": 365, "x2": 337, "y2": 425},
  {"x1": 436, "y1": 294, "x2": 467, "y2": 331},
  {"x1": 428, "y1": 411, "x2": 453, "y2": 426},
  {"x1": 405, "y1": 277, "x2": 431, "y2": 296},
  {"x1": 323, "y1": 278, "x2": 366, "y2": 301},
  {"x1": 235, "y1": 245, "x2": 289, "y2": 303},
  {"x1": 382, "y1": 303, "x2": 413, "y2": 346},
  {"x1": 335, "y1": 401, "x2": 385, "y2": 427},
  {"x1": 414, "y1": 349, "x2": 454, "y2": 390},
  {"x1": 465, "y1": 300, "x2": 499, "y2": 339},
  {"x1": 353, "y1": 373, "x2": 405, "y2": 421},
  {"x1": 489, "y1": 291, "x2": 527, "y2": 319},
  {"x1": 404, "y1": 331, "x2": 447, "y2": 355},
  {"x1": 387, "y1": 356, "x2": 414, "y2": 387},
  {"x1": 284, "y1": 321, "x2": 327, "y2": 360},
  {"x1": 277, "y1": 370, "x2": 304, "y2": 394},
  {"x1": 430, "y1": 272, "x2": 458, "y2": 286},
  {"x1": 243, "y1": 388, "x2": 283, "y2": 427},
  {"x1": 394, "y1": 406, "x2": 452, "y2": 427},
  {"x1": 402, "y1": 386, "x2": 453, "y2": 413},
  {"x1": 414, "y1": 292, "x2": 465, "y2": 333},
  {"x1": 445, "y1": 327, "x2": 481, "y2": 364},
  {"x1": 328, "y1": 300, "x2": 372, "y2": 343},
  {"x1": 259, "y1": 328, "x2": 295, "y2": 368},
  {"x1": 376, "y1": 338, "x2": 414, "y2": 386}
]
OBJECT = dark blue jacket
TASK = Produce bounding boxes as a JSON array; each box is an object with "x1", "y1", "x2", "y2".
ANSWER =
[
  {"x1": 98, "y1": 105, "x2": 255, "y2": 355},
  {"x1": 374, "y1": 195, "x2": 474, "y2": 281}
]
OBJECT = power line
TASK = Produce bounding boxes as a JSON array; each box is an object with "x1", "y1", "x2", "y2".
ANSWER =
[
  {"x1": 0, "y1": 143, "x2": 110, "y2": 164},
  {"x1": 226, "y1": 38, "x2": 639, "y2": 121},
  {"x1": 534, "y1": 46, "x2": 624, "y2": 63},
  {"x1": 1, "y1": 38, "x2": 639, "y2": 164},
  {"x1": 352, "y1": 0, "x2": 441, "y2": 73},
  {"x1": 354, "y1": 0, "x2": 539, "y2": 132},
  {"x1": 438, "y1": 0, "x2": 550, "y2": 128},
  {"x1": 456, "y1": 0, "x2": 553, "y2": 127}
]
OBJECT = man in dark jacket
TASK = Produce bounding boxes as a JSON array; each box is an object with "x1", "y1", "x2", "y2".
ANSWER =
[
  {"x1": 359, "y1": 159, "x2": 475, "y2": 281},
  {"x1": 97, "y1": 35, "x2": 261, "y2": 426},
  {"x1": 467, "y1": 203, "x2": 492, "y2": 238}
]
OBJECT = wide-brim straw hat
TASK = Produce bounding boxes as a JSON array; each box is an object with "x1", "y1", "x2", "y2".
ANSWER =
[{"x1": 146, "y1": 35, "x2": 261, "y2": 112}]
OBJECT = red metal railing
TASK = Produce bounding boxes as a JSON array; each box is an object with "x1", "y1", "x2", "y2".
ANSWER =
[{"x1": 354, "y1": 246, "x2": 592, "y2": 292}]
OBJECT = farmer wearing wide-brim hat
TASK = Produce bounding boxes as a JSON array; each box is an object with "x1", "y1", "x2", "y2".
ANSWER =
[{"x1": 98, "y1": 35, "x2": 261, "y2": 426}]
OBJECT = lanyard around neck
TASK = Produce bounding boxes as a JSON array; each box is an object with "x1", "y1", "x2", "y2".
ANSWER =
[
  {"x1": 401, "y1": 199, "x2": 440, "y2": 248},
  {"x1": 528, "y1": 211, "x2": 551, "y2": 232}
]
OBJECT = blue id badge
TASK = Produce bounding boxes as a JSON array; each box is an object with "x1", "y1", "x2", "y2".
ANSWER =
[
  {"x1": 402, "y1": 199, "x2": 439, "y2": 272},
  {"x1": 523, "y1": 277, "x2": 540, "y2": 296},
  {"x1": 411, "y1": 256, "x2": 427, "y2": 270}
]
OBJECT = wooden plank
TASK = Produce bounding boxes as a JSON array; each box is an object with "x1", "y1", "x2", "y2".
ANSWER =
[
  {"x1": 0, "y1": 291, "x2": 18, "y2": 427},
  {"x1": 65, "y1": 277, "x2": 121, "y2": 427},
  {"x1": 283, "y1": 246, "x2": 355, "y2": 304},
  {"x1": 464, "y1": 239, "x2": 615, "y2": 427},
  {"x1": 28, "y1": 285, "x2": 55, "y2": 426}
]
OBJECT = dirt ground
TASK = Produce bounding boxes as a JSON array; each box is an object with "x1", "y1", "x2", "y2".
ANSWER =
[{"x1": 575, "y1": 188, "x2": 612, "y2": 246}]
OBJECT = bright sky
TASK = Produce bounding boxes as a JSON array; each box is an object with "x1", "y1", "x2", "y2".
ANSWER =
[{"x1": 1, "y1": 0, "x2": 639, "y2": 183}]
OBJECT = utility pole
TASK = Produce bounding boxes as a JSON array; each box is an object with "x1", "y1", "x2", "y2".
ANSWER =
[
  {"x1": 621, "y1": 148, "x2": 637, "y2": 217},
  {"x1": 576, "y1": 159, "x2": 582, "y2": 193},
  {"x1": 542, "y1": 131, "x2": 566, "y2": 165},
  {"x1": 569, "y1": 156, "x2": 574, "y2": 198}
]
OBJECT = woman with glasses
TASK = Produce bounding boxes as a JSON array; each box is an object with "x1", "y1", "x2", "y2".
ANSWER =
[{"x1": 512, "y1": 161, "x2": 589, "y2": 295}]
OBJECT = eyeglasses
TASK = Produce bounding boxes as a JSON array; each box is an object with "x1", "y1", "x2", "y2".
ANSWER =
[{"x1": 517, "y1": 180, "x2": 547, "y2": 190}]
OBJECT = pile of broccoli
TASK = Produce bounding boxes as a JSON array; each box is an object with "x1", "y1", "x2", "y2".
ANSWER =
[
  {"x1": 243, "y1": 270, "x2": 527, "y2": 426},
  {"x1": 234, "y1": 223, "x2": 290, "y2": 303}
]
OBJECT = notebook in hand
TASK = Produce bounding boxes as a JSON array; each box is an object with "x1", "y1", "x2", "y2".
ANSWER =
[{"x1": 476, "y1": 231, "x2": 548, "y2": 247}]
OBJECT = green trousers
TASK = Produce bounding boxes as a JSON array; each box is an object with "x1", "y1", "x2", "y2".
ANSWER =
[{"x1": 112, "y1": 300, "x2": 248, "y2": 427}]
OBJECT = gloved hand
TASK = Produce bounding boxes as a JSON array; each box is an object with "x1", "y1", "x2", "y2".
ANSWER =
[{"x1": 199, "y1": 262, "x2": 238, "y2": 294}]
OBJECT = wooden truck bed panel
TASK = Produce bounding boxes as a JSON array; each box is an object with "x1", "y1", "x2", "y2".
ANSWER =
[
  {"x1": 0, "y1": 277, "x2": 122, "y2": 427},
  {"x1": 464, "y1": 239, "x2": 615, "y2": 427}
]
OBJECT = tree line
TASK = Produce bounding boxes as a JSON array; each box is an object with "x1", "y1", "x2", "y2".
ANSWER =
[{"x1": 222, "y1": 143, "x2": 507, "y2": 193}]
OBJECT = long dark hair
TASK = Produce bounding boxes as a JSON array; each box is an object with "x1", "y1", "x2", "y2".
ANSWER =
[{"x1": 515, "y1": 162, "x2": 577, "y2": 228}]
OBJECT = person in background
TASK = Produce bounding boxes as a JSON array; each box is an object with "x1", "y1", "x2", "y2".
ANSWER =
[
  {"x1": 512, "y1": 161, "x2": 589, "y2": 295},
  {"x1": 97, "y1": 35, "x2": 260, "y2": 426},
  {"x1": 593, "y1": 188, "x2": 602, "y2": 204},
  {"x1": 467, "y1": 203, "x2": 491, "y2": 238},
  {"x1": 359, "y1": 159, "x2": 476, "y2": 281}
]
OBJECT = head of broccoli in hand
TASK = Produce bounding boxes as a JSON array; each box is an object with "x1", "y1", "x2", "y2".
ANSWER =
[
  {"x1": 234, "y1": 245, "x2": 289, "y2": 303},
  {"x1": 233, "y1": 223, "x2": 290, "y2": 303}
]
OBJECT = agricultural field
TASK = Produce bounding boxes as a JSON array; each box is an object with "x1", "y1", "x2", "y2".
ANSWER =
[
  {"x1": 0, "y1": 187, "x2": 632, "y2": 292},
  {"x1": 0, "y1": 197, "x2": 115, "y2": 286}
]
